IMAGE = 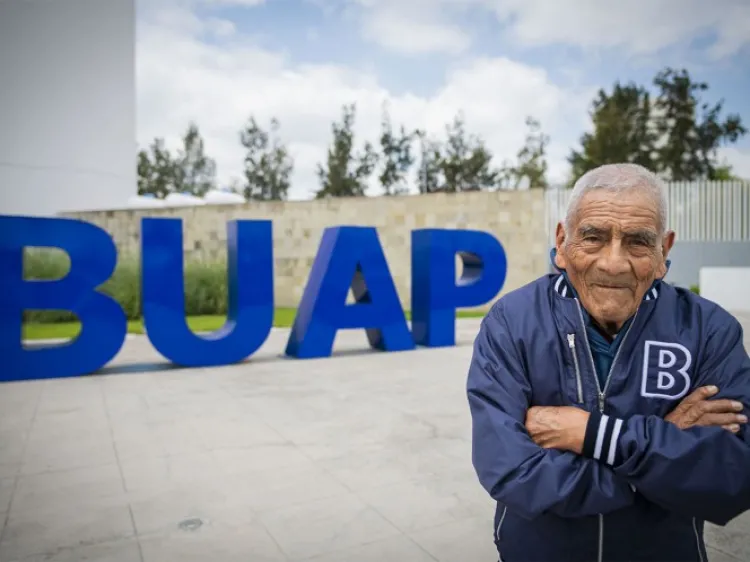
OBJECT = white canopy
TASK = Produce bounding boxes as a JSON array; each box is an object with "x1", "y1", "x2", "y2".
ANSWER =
[
  {"x1": 164, "y1": 192, "x2": 206, "y2": 206},
  {"x1": 125, "y1": 195, "x2": 167, "y2": 208},
  {"x1": 203, "y1": 189, "x2": 245, "y2": 204}
]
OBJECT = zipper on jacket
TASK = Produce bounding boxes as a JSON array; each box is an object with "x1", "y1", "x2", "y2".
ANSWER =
[
  {"x1": 692, "y1": 518, "x2": 704, "y2": 562},
  {"x1": 573, "y1": 299, "x2": 639, "y2": 562},
  {"x1": 572, "y1": 299, "x2": 639, "y2": 413},
  {"x1": 567, "y1": 334, "x2": 584, "y2": 403},
  {"x1": 600, "y1": 307, "x2": 639, "y2": 410},
  {"x1": 495, "y1": 506, "x2": 507, "y2": 544}
]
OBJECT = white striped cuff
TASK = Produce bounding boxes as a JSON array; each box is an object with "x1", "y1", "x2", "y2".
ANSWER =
[{"x1": 582, "y1": 411, "x2": 624, "y2": 466}]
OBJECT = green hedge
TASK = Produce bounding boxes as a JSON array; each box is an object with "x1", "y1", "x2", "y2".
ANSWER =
[{"x1": 23, "y1": 249, "x2": 229, "y2": 323}]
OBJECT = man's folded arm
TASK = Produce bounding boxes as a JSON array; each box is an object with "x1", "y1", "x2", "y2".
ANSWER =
[
  {"x1": 580, "y1": 311, "x2": 750, "y2": 526},
  {"x1": 467, "y1": 303, "x2": 635, "y2": 521}
]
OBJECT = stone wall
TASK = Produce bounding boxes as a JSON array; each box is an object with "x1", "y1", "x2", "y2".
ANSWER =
[{"x1": 64, "y1": 190, "x2": 550, "y2": 310}]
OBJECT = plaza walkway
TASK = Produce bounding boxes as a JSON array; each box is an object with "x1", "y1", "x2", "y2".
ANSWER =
[{"x1": 1, "y1": 315, "x2": 749, "y2": 561}]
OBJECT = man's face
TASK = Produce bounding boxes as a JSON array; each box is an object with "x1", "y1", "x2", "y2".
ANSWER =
[{"x1": 554, "y1": 187, "x2": 675, "y2": 333}]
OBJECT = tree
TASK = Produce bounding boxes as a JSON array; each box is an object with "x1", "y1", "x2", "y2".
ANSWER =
[
  {"x1": 567, "y1": 68, "x2": 747, "y2": 184},
  {"x1": 239, "y1": 117, "x2": 294, "y2": 201},
  {"x1": 172, "y1": 123, "x2": 217, "y2": 196},
  {"x1": 567, "y1": 82, "x2": 657, "y2": 183},
  {"x1": 137, "y1": 138, "x2": 177, "y2": 198},
  {"x1": 712, "y1": 163, "x2": 749, "y2": 182},
  {"x1": 416, "y1": 132, "x2": 444, "y2": 194},
  {"x1": 378, "y1": 104, "x2": 418, "y2": 196},
  {"x1": 652, "y1": 67, "x2": 746, "y2": 181},
  {"x1": 499, "y1": 116, "x2": 550, "y2": 189},
  {"x1": 415, "y1": 114, "x2": 500, "y2": 193},
  {"x1": 226, "y1": 177, "x2": 244, "y2": 194},
  {"x1": 315, "y1": 104, "x2": 378, "y2": 198},
  {"x1": 137, "y1": 149, "x2": 154, "y2": 196},
  {"x1": 440, "y1": 113, "x2": 499, "y2": 192}
]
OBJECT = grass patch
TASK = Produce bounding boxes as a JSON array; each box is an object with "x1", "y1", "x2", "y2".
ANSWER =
[
  {"x1": 22, "y1": 308, "x2": 487, "y2": 340},
  {"x1": 22, "y1": 248, "x2": 489, "y2": 341}
]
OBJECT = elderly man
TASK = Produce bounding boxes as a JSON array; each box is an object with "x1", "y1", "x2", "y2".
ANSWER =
[{"x1": 467, "y1": 163, "x2": 750, "y2": 562}]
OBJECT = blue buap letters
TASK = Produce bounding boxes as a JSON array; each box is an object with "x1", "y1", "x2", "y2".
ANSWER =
[
  {"x1": 0, "y1": 214, "x2": 508, "y2": 382},
  {"x1": 285, "y1": 226, "x2": 414, "y2": 358},
  {"x1": 141, "y1": 218, "x2": 275, "y2": 367},
  {"x1": 411, "y1": 228, "x2": 507, "y2": 347},
  {"x1": 0, "y1": 216, "x2": 128, "y2": 381}
]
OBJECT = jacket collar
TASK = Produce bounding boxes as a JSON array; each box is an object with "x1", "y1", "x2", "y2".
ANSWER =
[{"x1": 549, "y1": 248, "x2": 668, "y2": 302}]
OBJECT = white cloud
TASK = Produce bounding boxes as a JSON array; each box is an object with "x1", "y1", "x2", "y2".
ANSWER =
[
  {"x1": 719, "y1": 147, "x2": 750, "y2": 180},
  {"x1": 136, "y1": 5, "x2": 591, "y2": 199},
  {"x1": 203, "y1": 17, "x2": 237, "y2": 37},
  {"x1": 340, "y1": 0, "x2": 750, "y2": 57},
  {"x1": 205, "y1": 0, "x2": 266, "y2": 4},
  {"x1": 353, "y1": 0, "x2": 472, "y2": 55},
  {"x1": 488, "y1": 0, "x2": 750, "y2": 57},
  {"x1": 363, "y1": 4, "x2": 471, "y2": 55}
]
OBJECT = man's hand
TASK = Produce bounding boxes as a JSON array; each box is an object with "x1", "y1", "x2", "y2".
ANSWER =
[
  {"x1": 525, "y1": 386, "x2": 746, "y2": 455},
  {"x1": 665, "y1": 385, "x2": 747, "y2": 432},
  {"x1": 525, "y1": 406, "x2": 589, "y2": 454}
]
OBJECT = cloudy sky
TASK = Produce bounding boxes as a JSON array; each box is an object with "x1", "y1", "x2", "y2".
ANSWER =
[{"x1": 136, "y1": 0, "x2": 750, "y2": 199}]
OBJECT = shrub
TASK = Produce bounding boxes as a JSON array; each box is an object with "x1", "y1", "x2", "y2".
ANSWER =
[
  {"x1": 23, "y1": 249, "x2": 76, "y2": 323},
  {"x1": 23, "y1": 249, "x2": 228, "y2": 323},
  {"x1": 183, "y1": 260, "x2": 229, "y2": 316}
]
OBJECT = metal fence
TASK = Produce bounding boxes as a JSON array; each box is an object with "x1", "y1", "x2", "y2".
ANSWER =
[{"x1": 546, "y1": 180, "x2": 750, "y2": 245}]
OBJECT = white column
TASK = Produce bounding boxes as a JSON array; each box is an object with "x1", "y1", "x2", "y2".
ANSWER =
[
  {"x1": 0, "y1": 0, "x2": 136, "y2": 216},
  {"x1": 700, "y1": 267, "x2": 750, "y2": 312}
]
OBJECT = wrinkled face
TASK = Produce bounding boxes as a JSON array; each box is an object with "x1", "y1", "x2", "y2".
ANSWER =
[{"x1": 555, "y1": 187, "x2": 675, "y2": 334}]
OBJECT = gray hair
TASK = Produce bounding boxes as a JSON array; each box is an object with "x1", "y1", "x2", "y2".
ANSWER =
[{"x1": 564, "y1": 163, "x2": 668, "y2": 236}]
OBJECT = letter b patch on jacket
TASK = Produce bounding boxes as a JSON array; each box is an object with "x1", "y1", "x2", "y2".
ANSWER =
[{"x1": 641, "y1": 341, "x2": 693, "y2": 400}]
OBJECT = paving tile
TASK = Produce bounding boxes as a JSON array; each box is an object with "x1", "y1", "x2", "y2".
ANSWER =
[
  {"x1": 302, "y1": 534, "x2": 437, "y2": 562},
  {"x1": 706, "y1": 520, "x2": 750, "y2": 561},
  {"x1": 112, "y1": 433, "x2": 167, "y2": 462},
  {"x1": 0, "y1": 477, "x2": 15, "y2": 515},
  {"x1": 293, "y1": 439, "x2": 397, "y2": 463},
  {"x1": 0, "y1": 502, "x2": 135, "y2": 560},
  {"x1": 705, "y1": 546, "x2": 743, "y2": 562},
  {"x1": 0, "y1": 383, "x2": 41, "y2": 435},
  {"x1": 20, "y1": 433, "x2": 118, "y2": 475},
  {"x1": 20, "y1": 406, "x2": 116, "y2": 476},
  {"x1": 213, "y1": 443, "x2": 312, "y2": 476},
  {"x1": 11, "y1": 463, "x2": 125, "y2": 515},
  {"x1": 3, "y1": 538, "x2": 142, "y2": 562},
  {"x1": 120, "y1": 451, "x2": 219, "y2": 496},
  {"x1": 128, "y1": 480, "x2": 253, "y2": 537},
  {"x1": 34, "y1": 377, "x2": 105, "y2": 414},
  {"x1": 139, "y1": 519, "x2": 286, "y2": 562},
  {"x1": 408, "y1": 516, "x2": 498, "y2": 562},
  {"x1": 214, "y1": 460, "x2": 352, "y2": 514},
  {"x1": 313, "y1": 444, "x2": 423, "y2": 491},
  {"x1": 258, "y1": 492, "x2": 402, "y2": 561},
  {"x1": 192, "y1": 414, "x2": 287, "y2": 450},
  {"x1": 139, "y1": 420, "x2": 208, "y2": 457},
  {"x1": 0, "y1": 429, "x2": 29, "y2": 471},
  {"x1": 357, "y1": 476, "x2": 484, "y2": 534},
  {"x1": 384, "y1": 438, "x2": 472, "y2": 481},
  {"x1": 0, "y1": 464, "x2": 20, "y2": 481}
]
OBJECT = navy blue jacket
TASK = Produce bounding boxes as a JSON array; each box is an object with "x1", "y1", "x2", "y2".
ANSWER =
[{"x1": 467, "y1": 272, "x2": 750, "y2": 562}]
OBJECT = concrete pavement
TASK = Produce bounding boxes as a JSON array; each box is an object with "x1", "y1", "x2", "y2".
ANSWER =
[{"x1": 1, "y1": 315, "x2": 749, "y2": 561}]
